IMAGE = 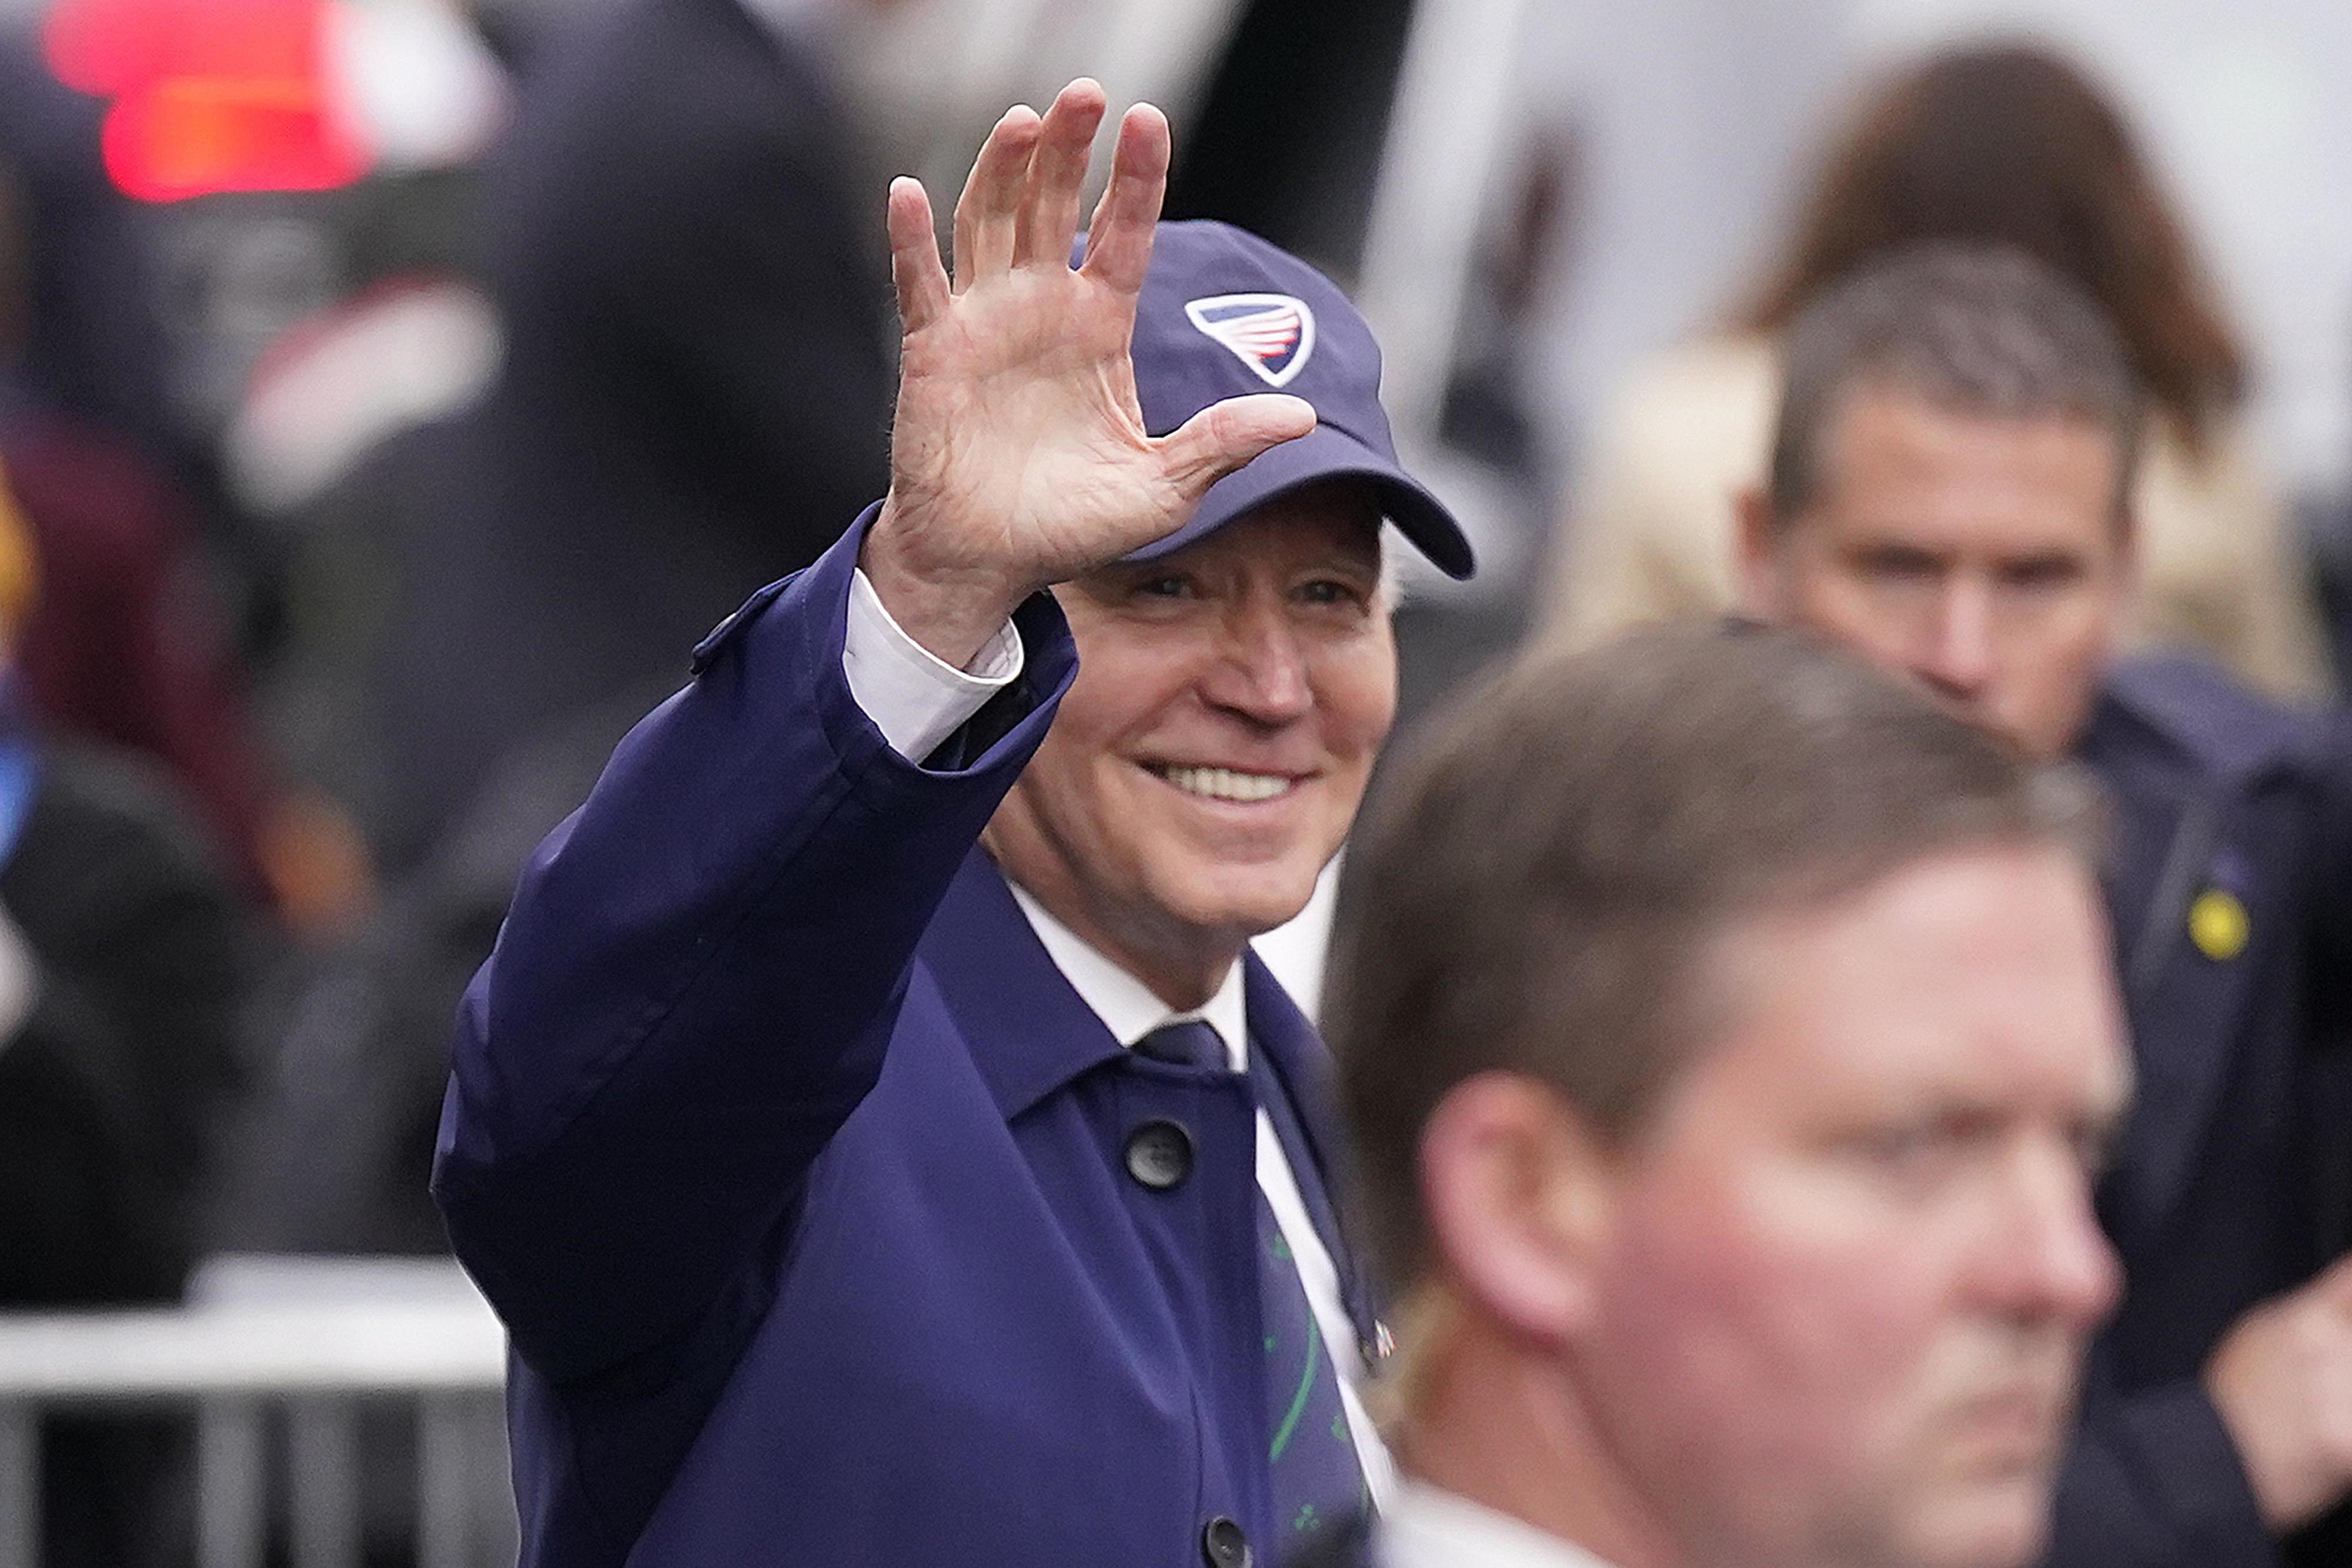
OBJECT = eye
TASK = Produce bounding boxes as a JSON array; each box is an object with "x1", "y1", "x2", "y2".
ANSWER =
[
  {"x1": 1296, "y1": 577, "x2": 1368, "y2": 607},
  {"x1": 1857, "y1": 1124, "x2": 1940, "y2": 1172},
  {"x1": 1134, "y1": 574, "x2": 1192, "y2": 600},
  {"x1": 1847, "y1": 1108, "x2": 1999, "y2": 1187},
  {"x1": 1855, "y1": 546, "x2": 1943, "y2": 584},
  {"x1": 2000, "y1": 556, "x2": 2086, "y2": 592}
]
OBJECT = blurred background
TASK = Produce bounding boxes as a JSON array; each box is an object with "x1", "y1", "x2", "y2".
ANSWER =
[{"x1": 0, "y1": 0, "x2": 2346, "y2": 1563}]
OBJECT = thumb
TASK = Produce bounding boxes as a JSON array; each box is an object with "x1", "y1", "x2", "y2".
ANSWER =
[{"x1": 1155, "y1": 393, "x2": 1318, "y2": 503}]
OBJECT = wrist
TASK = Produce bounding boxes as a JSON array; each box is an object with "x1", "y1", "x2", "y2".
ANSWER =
[{"x1": 861, "y1": 494, "x2": 1037, "y2": 670}]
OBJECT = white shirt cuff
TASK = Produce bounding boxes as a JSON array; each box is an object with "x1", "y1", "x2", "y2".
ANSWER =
[{"x1": 843, "y1": 567, "x2": 1025, "y2": 761}]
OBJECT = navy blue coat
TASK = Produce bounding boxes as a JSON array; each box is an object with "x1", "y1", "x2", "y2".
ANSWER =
[
  {"x1": 433, "y1": 520, "x2": 1379, "y2": 1567},
  {"x1": 2054, "y1": 655, "x2": 2352, "y2": 1568}
]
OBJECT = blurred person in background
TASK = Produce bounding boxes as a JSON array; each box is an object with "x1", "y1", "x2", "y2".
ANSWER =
[
  {"x1": 0, "y1": 472, "x2": 266, "y2": 1566},
  {"x1": 1740, "y1": 245, "x2": 2352, "y2": 1568},
  {"x1": 214, "y1": 0, "x2": 893, "y2": 1264},
  {"x1": 435, "y1": 82, "x2": 1474, "y2": 1567},
  {"x1": 1542, "y1": 42, "x2": 2334, "y2": 706},
  {"x1": 216, "y1": 674, "x2": 674, "y2": 1258},
  {"x1": 380, "y1": 0, "x2": 902, "y2": 872},
  {"x1": 1302, "y1": 623, "x2": 2127, "y2": 1568},
  {"x1": 0, "y1": 32, "x2": 370, "y2": 934},
  {"x1": 0, "y1": 479, "x2": 264, "y2": 1288}
]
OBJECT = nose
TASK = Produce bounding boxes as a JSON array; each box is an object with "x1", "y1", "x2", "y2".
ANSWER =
[
  {"x1": 1988, "y1": 1141, "x2": 2123, "y2": 1333},
  {"x1": 1198, "y1": 595, "x2": 1313, "y2": 726},
  {"x1": 1914, "y1": 575, "x2": 1995, "y2": 701}
]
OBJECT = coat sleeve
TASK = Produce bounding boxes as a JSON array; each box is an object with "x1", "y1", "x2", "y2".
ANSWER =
[
  {"x1": 430, "y1": 515, "x2": 1077, "y2": 1385},
  {"x1": 2044, "y1": 1380, "x2": 2278, "y2": 1568}
]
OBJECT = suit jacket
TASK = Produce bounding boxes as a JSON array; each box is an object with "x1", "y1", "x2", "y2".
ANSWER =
[
  {"x1": 2051, "y1": 654, "x2": 2352, "y2": 1568},
  {"x1": 433, "y1": 518, "x2": 1381, "y2": 1568}
]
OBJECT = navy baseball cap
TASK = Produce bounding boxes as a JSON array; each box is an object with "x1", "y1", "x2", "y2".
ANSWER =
[{"x1": 1114, "y1": 220, "x2": 1475, "y2": 579}]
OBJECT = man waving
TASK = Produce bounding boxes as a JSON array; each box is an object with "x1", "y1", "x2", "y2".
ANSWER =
[{"x1": 433, "y1": 80, "x2": 1471, "y2": 1568}]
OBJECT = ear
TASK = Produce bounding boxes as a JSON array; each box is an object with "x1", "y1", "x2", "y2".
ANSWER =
[
  {"x1": 1417, "y1": 1072, "x2": 1616, "y2": 1348},
  {"x1": 1732, "y1": 487, "x2": 1786, "y2": 618}
]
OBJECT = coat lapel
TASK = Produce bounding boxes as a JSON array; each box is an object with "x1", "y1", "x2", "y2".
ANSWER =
[
  {"x1": 918, "y1": 850, "x2": 1125, "y2": 1122},
  {"x1": 921, "y1": 859, "x2": 1384, "y2": 1346},
  {"x1": 2080, "y1": 670, "x2": 2302, "y2": 1246}
]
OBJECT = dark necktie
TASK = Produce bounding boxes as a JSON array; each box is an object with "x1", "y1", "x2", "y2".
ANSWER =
[{"x1": 1134, "y1": 1021, "x2": 1366, "y2": 1542}]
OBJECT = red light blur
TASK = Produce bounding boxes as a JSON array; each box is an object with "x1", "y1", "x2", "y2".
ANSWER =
[{"x1": 44, "y1": 0, "x2": 370, "y2": 202}]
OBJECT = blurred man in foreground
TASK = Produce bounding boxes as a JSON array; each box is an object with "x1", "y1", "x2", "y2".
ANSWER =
[
  {"x1": 435, "y1": 81, "x2": 1474, "y2": 1567},
  {"x1": 1307, "y1": 623, "x2": 2128, "y2": 1568},
  {"x1": 1738, "y1": 246, "x2": 2352, "y2": 1566}
]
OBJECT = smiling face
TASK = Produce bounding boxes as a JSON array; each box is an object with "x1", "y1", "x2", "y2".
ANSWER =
[
  {"x1": 1577, "y1": 845, "x2": 2130, "y2": 1568},
  {"x1": 1740, "y1": 384, "x2": 2132, "y2": 759},
  {"x1": 984, "y1": 482, "x2": 1395, "y2": 1004}
]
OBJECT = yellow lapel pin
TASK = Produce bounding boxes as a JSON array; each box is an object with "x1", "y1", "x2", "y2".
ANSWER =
[{"x1": 2187, "y1": 888, "x2": 2249, "y2": 962}]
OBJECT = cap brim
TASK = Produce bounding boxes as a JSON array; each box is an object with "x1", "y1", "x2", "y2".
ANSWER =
[{"x1": 1125, "y1": 423, "x2": 1476, "y2": 580}]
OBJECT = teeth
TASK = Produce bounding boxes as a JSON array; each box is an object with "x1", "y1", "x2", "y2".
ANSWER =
[{"x1": 1158, "y1": 766, "x2": 1295, "y2": 803}]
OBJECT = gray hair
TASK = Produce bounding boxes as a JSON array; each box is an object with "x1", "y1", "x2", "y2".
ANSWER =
[{"x1": 1769, "y1": 244, "x2": 2144, "y2": 523}]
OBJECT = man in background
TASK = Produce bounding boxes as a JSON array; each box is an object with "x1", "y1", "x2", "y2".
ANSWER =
[
  {"x1": 385, "y1": 0, "x2": 898, "y2": 867},
  {"x1": 1738, "y1": 245, "x2": 2352, "y2": 1566},
  {"x1": 1302, "y1": 621, "x2": 2128, "y2": 1568}
]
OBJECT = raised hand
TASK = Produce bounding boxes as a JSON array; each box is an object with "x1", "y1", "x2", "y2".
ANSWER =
[{"x1": 860, "y1": 79, "x2": 1318, "y2": 668}]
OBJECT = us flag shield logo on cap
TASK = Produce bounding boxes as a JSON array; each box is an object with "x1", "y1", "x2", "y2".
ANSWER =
[{"x1": 1184, "y1": 293, "x2": 1318, "y2": 387}]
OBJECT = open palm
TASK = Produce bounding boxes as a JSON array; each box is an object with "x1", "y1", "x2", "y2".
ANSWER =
[{"x1": 863, "y1": 82, "x2": 1315, "y2": 666}]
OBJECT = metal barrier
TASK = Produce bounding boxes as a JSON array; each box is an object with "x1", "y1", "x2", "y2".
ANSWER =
[{"x1": 0, "y1": 1255, "x2": 514, "y2": 1568}]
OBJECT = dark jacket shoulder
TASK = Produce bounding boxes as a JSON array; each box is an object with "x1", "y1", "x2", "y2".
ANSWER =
[{"x1": 2092, "y1": 651, "x2": 2321, "y2": 785}]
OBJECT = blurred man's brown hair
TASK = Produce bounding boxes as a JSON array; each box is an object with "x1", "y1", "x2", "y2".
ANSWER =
[{"x1": 1328, "y1": 621, "x2": 2098, "y2": 1295}]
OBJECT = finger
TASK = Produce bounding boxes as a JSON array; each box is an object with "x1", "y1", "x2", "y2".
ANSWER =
[
  {"x1": 886, "y1": 177, "x2": 951, "y2": 334},
  {"x1": 951, "y1": 104, "x2": 1042, "y2": 294},
  {"x1": 1077, "y1": 102, "x2": 1171, "y2": 296},
  {"x1": 1155, "y1": 394, "x2": 1318, "y2": 503},
  {"x1": 1015, "y1": 79, "x2": 1107, "y2": 269}
]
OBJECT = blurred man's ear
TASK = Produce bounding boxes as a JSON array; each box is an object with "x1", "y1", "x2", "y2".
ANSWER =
[
  {"x1": 1418, "y1": 1073, "x2": 1616, "y2": 1348},
  {"x1": 1732, "y1": 488, "x2": 1788, "y2": 620}
]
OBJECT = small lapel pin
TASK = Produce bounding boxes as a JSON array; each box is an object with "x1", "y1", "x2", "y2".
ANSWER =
[{"x1": 2187, "y1": 887, "x2": 2250, "y2": 962}]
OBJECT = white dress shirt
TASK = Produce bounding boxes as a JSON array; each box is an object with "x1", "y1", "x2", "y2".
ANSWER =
[
  {"x1": 1378, "y1": 1482, "x2": 1617, "y2": 1568},
  {"x1": 841, "y1": 567, "x2": 1395, "y2": 1506},
  {"x1": 842, "y1": 566, "x2": 1027, "y2": 759}
]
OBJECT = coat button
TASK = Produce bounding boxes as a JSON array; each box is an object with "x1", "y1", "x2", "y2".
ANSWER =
[
  {"x1": 1124, "y1": 1119, "x2": 1193, "y2": 1190},
  {"x1": 1201, "y1": 1515, "x2": 1252, "y2": 1568}
]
